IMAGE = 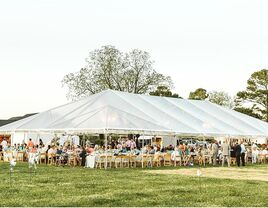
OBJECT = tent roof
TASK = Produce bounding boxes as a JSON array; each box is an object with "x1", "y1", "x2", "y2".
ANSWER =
[{"x1": 1, "y1": 89, "x2": 268, "y2": 137}]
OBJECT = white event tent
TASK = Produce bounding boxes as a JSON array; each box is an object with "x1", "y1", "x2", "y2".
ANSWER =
[{"x1": 1, "y1": 89, "x2": 268, "y2": 143}]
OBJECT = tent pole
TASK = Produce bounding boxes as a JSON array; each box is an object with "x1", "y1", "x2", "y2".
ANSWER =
[
  {"x1": 23, "y1": 132, "x2": 26, "y2": 145},
  {"x1": 141, "y1": 134, "x2": 143, "y2": 168},
  {"x1": 174, "y1": 134, "x2": 176, "y2": 167},
  {"x1": 105, "y1": 131, "x2": 108, "y2": 169},
  {"x1": 82, "y1": 133, "x2": 85, "y2": 147},
  {"x1": 37, "y1": 132, "x2": 40, "y2": 146}
]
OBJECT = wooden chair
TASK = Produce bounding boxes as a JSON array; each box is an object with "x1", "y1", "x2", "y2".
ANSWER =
[
  {"x1": 105, "y1": 156, "x2": 113, "y2": 168},
  {"x1": 259, "y1": 154, "x2": 266, "y2": 164},
  {"x1": 47, "y1": 153, "x2": 55, "y2": 165},
  {"x1": 141, "y1": 155, "x2": 149, "y2": 168},
  {"x1": 16, "y1": 151, "x2": 24, "y2": 162},
  {"x1": 3, "y1": 151, "x2": 12, "y2": 162},
  {"x1": 163, "y1": 153, "x2": 172, "y2": 166},
  {"x1": 0, "y1": 151, "x2": 3, "y2": 161},
  {"x1": 68, "y1": 154, "x2": 77, "y2": 167},
  {"x1": 230, "y1": 157, "x2": 236, "y2": 165},
  {"x1": 39, "y1": 153, "x2": 47, "y2": 164},
  {"x1": 153, "y1": 154, "x2": 161, "y2": 167},
  {"x1": 197, "y1": 155, "x2": 206, "y2": 166},
  {"x1": 122, "y1": 155, "x2": 130, "y2": 168},
  {"x1": 245, "y1": 152, "x2": 252, "y2": 164},
  {"x1": 134, "y1": 155, "x2": 143, "y2": 168},
  {"x1": 55, "y1": 154, "x2": 62, "y2": 166},
  {"x1": 95, "y1": 155, "x2": 106, "y2": 169},
  {"x1": 146, "y1": 155, "x2": 154, "y2": 168},
  {"x1": 129, "y1": 155, "x2": 137, "y2": 168},
  {"x1": 114, "y1": 156, "x2": 122, "y2": 168},
  {"x1": 174, "y1": 155, "x2": 182, "y2": 167}
]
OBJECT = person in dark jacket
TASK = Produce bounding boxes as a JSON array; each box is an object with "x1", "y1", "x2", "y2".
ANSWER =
[
  {"x1": 234, "y1": 142, "x2": 241, "y2": 167},
  {"x1": 80, "y1": 146, "x2": 87, "y2": 167}
]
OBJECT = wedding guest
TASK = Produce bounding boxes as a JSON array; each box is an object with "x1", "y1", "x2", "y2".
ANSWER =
[
  {"x1": 80, "y1": 146, "x2": 87, "y2": 167},
  {"x1": 234, "y1": 142, "x2": 241, "y2": 167},
  {"x1": 251, "y1": 143, "x2": 258, "y2": 164},
  {"x1": 211, "y1": 140, "x2": 219, "y2": 166},
  {"x1": 27, "y1": 138, "x2": 34, "y2": 149},
  {"x1": 1, "y1": 138, "x2": 7, "y2": 150},
  {"x1": 240, "y1": 141, "x2": 246, "y2": 166},
  {"x1": 221, "y1": 140, "x2": 231, "y2": 167}
]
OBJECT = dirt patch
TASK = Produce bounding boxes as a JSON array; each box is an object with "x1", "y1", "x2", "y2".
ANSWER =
[{"x1": 144, "y1": 167, "x2": 268, "y2": 182}]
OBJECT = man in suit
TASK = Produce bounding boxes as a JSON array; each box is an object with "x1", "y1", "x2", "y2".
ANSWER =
[
  {"x1": 234, "y1": 142, "x2": 241, "y2": 167},
  {"x1": 221, "y1": 140, "x2": 230, "y2": 167},
  {"x1": 211, "y1": 140, "x2": 219, "y2": 166}
]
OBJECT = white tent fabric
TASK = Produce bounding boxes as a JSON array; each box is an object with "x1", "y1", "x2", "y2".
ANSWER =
[{"x1": 0, "y1": 89, "x2": 268, "y2": 137}]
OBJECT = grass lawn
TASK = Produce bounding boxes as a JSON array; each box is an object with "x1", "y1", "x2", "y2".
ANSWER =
[{"x1": 0, "y1": 162, "x2": 268, "y2": 207}]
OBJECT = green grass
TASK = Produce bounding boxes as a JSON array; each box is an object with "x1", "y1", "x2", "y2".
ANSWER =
[{"x1": 0, "y1": 162, "x2": 268, "y2": 207}]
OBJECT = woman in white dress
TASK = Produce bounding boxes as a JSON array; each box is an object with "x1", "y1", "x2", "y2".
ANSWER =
[{"x1": 85, "y1": 145, "x2": 96, "y2": 168}]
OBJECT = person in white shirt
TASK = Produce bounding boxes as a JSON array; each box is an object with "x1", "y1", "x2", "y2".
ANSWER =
[
  {"x1": 251, "y1": 143, "x2": 258, "y2": 164},
  {"x1": 1, "y1": 138, "x2": 7, "y2": 150}
]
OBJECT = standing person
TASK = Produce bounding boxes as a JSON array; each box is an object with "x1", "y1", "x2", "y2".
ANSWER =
[
  {"x1": 221, "y1": 140, "x2": 230, "y2": 167},
  {"x1": 39, "y1": 139, "x2": 44, "y2": 147},
  {"x1": 211, "y1": 140, "x2": 219, "y2": 166},
  {"x1": 251, "y1": 142, "x2": 259, "y2": 164},
  {"x1": 1, "y1": 138, "x2": 7, "y2": 150},
  {"x1": 27, "y1": 138, "x2": 34, "y2": 149},
  {"x1": 240, "y1": 141, "x2": 246, "y2": 166},
  {"x1": 234, "y1": 142, "x2": 241, "y2": 167},
  {"x1": 80, "y1": 146, "x2": 87, "y2": 167},
  {"x1": 110, "y1": 140, "x2": 116, "y2": 149}
]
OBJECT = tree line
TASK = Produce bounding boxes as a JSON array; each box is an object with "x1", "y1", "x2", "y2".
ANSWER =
[{"x1": 62, "y1": 45, "x2": 268, "y2": 122}]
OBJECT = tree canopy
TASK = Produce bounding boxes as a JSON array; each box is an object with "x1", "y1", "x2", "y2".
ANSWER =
[
  {"x1": 208, "y1": 91, "x2": 234, "y2": 108},
  {"x1": 235, "y1": 69, "x2": 268, "y2": 122},
  {"x1": 149, "y1": 86, "x2": 181, "y2": 98},
  {"x1": 62, "y1": 46, "x2": 172, "y2": 100},
  {"x1": 189, "y1": 88, "x2": 208, "y2": 100}
]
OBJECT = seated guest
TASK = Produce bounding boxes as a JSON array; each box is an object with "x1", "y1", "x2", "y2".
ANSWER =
[
  {"x1": 116, "y1": 143, "x2": 122, "y2": 151},
  {"x1": 171, "y1": 146, "x2": 181, "y2": 161},
  {"x1": 149, "y1": 146, "x2": 156, "y2": 154},
  {"x1": 37, "y1": 145, "x2": 43, "y2": 154},
  {"x1": 113, "y1": 147, "x2": 119, "y2": 156},
  {"x1": 134, "y1": 148, "x2": 141, "y2": 155},
  {"x1": 110, "y1": 140, "x2": 116, "y2": 149},
  {"x1": 30, "y1": 145, "x2": 38, "y2": 153},
  {"x1": 141, "y1": 145, "x2": 148, "y2": 154},
  {"x1": 56, "y1": 146, "x2": 63, "y2": 155},
  {"x1": 39, "y1": 139, "x2": 44, "y2": 147},
  {"x1": 17, "y1": 143, "x2": 22, "y2": 151},
  {"x1": 125, "y1": 139, "x2": 131, "y2": 151},
  {"x1": 179, "y1": 142, "x2": 186, "y2": 152},
  {"x1": 121, "y1": 144, "x2": 127, "y2": 153},
  {"x1": 48, "y1": 146, "x2": 57, "y2": 157},
  {"x1": 4, "y1": 143, "x2": 11, "y2": 152},
  {"x1": 47, "y1": 146, "x2": 57, "y2": 161}
]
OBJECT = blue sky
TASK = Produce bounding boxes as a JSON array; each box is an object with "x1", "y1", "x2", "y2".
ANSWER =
[{"x1": 0, "y1": 0, "x2": 268, "y2": 118}]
